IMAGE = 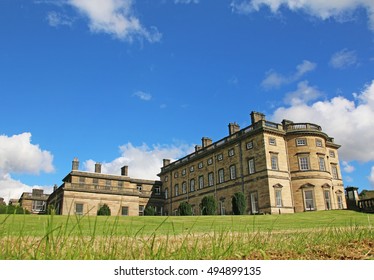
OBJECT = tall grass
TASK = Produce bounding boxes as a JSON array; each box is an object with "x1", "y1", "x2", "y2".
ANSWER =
[{"x1": 0, "y1": 210, "x2": 372, "y2": 260}]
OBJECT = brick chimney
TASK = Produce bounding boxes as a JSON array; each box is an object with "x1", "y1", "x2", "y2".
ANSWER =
[
  {"x1": 202, "y1": 137, "x2": 212, "y2": 148},
  {"x1": 250, "y1": 111, "x2": 265, "y2": 124},
  {"x1": 228, "y1": 122, "x2": 240, "y2": 135},
  {"x1": 72, "y1": 158, "x2": 79, "y2": 170},
  {"x1": 163, "y1": 159, "x2": 171, "y2": 167},
  {"x1": 94, "y1": 162, "x2": 102, "y2": 173},
  {"x1": 121, "y1": 165, "x2": 128, "y2": 176}
]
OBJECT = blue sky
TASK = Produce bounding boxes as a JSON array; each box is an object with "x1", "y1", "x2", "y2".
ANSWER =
[{"x1": 1, "y1": 0, "x2": 374, "y2": 201}]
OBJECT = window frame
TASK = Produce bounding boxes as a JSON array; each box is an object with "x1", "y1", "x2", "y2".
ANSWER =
[
  {"x1": 218, "y1": 168, "x2": 225, "y2": 184},
  {"x1": 248, "y1": 158, "x2": 255, "y2": 174},
  {"x1": 296, "y1": 138, "x2": 307, "y2": 146},
  {"x1": 229, "y1": 165, "x2": 236, "y2": 180}
]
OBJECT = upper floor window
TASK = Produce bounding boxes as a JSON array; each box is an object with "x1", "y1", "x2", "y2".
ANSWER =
[
  {"x1": 154, "y1": 186, "x2": 160, "y2": 195},
  {"x1": 229, "y1": 165, "x2": 236, "y2": 180},
  {"x1": 217, "y1": 154, "x2": 223, "y2": 161},
  {"x1": 246, "y1": 141, "x2": 253, "y2": 150},
  {"x1": 329, "y1": 150, "x2": 336, "y2": 158},
  {"x1": 271, "y1": 154, "x2": 278, "y2": 170},
  {"x1": 207, "y1": 158, "x2": 213, "y2": 165},
  {"x1": 296, "y1": 138, "x2": 307, "y2": 146},
  {"x1": 248, "y1": 158, "x2": 255, "y2": 174},
  {"x1": 190, "y1": 179, "x2": 195, "y2": 192},
  {"x1": 331, "y1": 164, "x2": 339, "y2": 179},
  {"x1": 182, "y1": 182, "x2": 187, "y2": 194},
  {"x1": 316, "y1": 139, "x2": 323, "y2": 147},
  {"x1": 208, "y1": 172, "x2": 214, "y2": 186},
  {"x1": 228, "y1": 148, "x2": 235, "y2": 157},
  {"x1": 174, "y1": 172, "x2": 178, "y2": 178},
  {"x1": 174, "y1": 184, "x2": 179, "y2": 197},
  {"x1": 218, "y1": 169, "x2": 225, "y2": 183},
  {"x1": 198, "y1": 162, "x2": 203, "y2": 169},
  {"x1": 299, "y1": 155, "x2": 310, "y2": 171},
  {"x1": 165, "y1": 176, "x2": 169, "y2": 182},
  {"x1": 199, "y1": 176, "x2": 204, "y2": 189},
  {"x1": 165, "y1": 188, "x2": 168, "y2": 199},
  {"x1": 269, "y1": 137, "x2": 277, "y2": 146},
  {"x1": 190, "y1": 166, "x2": 194, "y2": 172},
  {"x1": 319, "y1": 157, "x2": 326, "y2": 171},
  {"x1": 182, "y1": 169, "x2": 186, "y2": 176}
]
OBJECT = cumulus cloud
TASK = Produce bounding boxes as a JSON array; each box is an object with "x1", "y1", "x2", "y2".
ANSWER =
[
  {"x1": 83, "y1": 142, "x2": 194, "y2": 180},
  {"x1": 369, "y1": 166, "x2": 374, "y2": 188},
  {"x1": 0, "y1": 133, "x2": 55, "y2": 202},
  {"x1": 133, "y1": 90, "x2": 152, "y2": 101},
  {"x1": 231, "y1": 0, "x2": 374, "y2": 31},
  {"x1": 271, "y1": 80, "x2": 374, "y2": 163},
  {"x1": 283, "y1": 81, "x2": 322, "y2": 105},
  {"x1": 261, "y1": 60, "x2": 317, "y2": 89},
  {"x1": 47, "y1": 11, "x2": 74, "y2": 27},
  {"x1": 329, "y1": 49, "x2": 358, "y2": 69},
  {"x1": 342, "y1": 161, "x2": 355, "y2": 173},
  {"x1": 66, "y1": 0, "x2": 161, "y2": 42}
]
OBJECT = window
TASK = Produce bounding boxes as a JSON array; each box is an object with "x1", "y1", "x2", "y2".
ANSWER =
[
  {"x1": 250, "y1": 192, "x2": 259, "y2": 214},
  {"x1": 190, "y1": 166, "x2": 194, "y2": 172},
  {"x1": 165, "y1": 188, "x2": 168, "y2": 199},
  {"x1": 324, "y1": 190, "x2": 331, "y2": 210},
  {"x1": 207, "y1": 158, "x2": 213, "y2": 165},
  {"x1": 230, "y1": 165, "x2": 236, "y2": 180},
  {"x1": 299, "y1": 156, "x2": 310, "y2": 171},
  {"x1": 198, "y1": 162, "x2": 203, "y2": 169},
  {"x1": 139, "y1": 205, "x2": 145, "y2": 216},
  {"x1": 275, "y1": 190, "x2": 282, "y2": 207},
  {"x1": 304, "y1": 190, "x2": 315, "y2": 211},
  {"x1": 174, "y1": 172, "x2": 178, "y2": 178},
  {"x1": 182, "y1": 169, "x2": 186, "y2": 176},
  {"x1": 246, "y1": 141, "x2": 253, "y2": 150},
  {"x1": 174, "y1": 184, "x2": 179, "y2": 196},
  {"x1": 32, "y1": 200, "x2": 46, "y2": 212},
  {"x1": 337, "y1": 195, "x2": 343, "y2": 209},
  {"x1": 319, "y1": 157, "x2": 326, "y2": 171},
  {"x1": 137, "y1": 185, "x2": 142, "y2": 192},
  {"x1": 248, "y1": 158, "x2": 255, "y2": 174},
  {"x1": 271, "y1": 154, "x2": 278, "y2": 170},
  {"x1": 228, "y1": 148, "x2": 235, "y2": 157},
  {"x1": 218, "y1": 169, "x2": 225, "y2": 183},
  {"x1": 105, "y1": 180, "x2": 111, "y2": 190},
  {"x1": 199, "y1": 176, "x2": 204, "y2": 189},
  {"x1": 269, "y1": 137, "x2": 276, "y2": 146},
  {"x1": 165, "y1": 176, "x2": 169, "y2": 182},
  {"x1": 296, "y1": 138, "x2": 307, "y2": 146},
  {"x1": 329, "y1": 150, "x2": 335, "y2": 158},
  {"x1": 331, "y1": 164, "x2": 339, "y2": 179},
  {"x1": 219, "y1": 201, "x2": 226, "y2": 215},
  {"x1": 217, "y1": 154, "x2": 223, "y2": 161},
  {"x1": 316, "y1": 139, "x2": 323, "y2": 147},
  {"x1": 208, "y1": 172, "x2": 214, "y2": 186},
  {"x1": 190, "y1": 179, "x2": 195, "y2": 192},
  {"x1": 121, "y1": 206, "x2": 129, "y2": 216},
  {"x1": 154, "y1": 186, "x2": 161, "y2": 195},
  {"x1": 182, "y1": 182, "x2": 187, "y2": 194},
  {"x1": 75, "y1": 203, "x2": 83, "y2": 215}
]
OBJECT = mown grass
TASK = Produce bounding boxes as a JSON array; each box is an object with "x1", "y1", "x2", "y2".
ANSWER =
[{"x1": 0, "y1": 210, "x2": 372, "y2": 260}]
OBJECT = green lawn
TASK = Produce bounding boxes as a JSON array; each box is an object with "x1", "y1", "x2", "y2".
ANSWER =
[{"x1": 0, "y1": 210, "x2": 373, "y2": 260}]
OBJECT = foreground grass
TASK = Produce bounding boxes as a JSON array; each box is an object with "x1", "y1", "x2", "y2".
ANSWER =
[{"x1": 0, "y1": 210, "x2": 373, "y2": 260}]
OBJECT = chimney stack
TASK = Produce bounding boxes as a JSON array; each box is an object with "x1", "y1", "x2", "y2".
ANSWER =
[
  {"x1": 72, "y1": 158, "x2": 79, "y2": 170},
  {"x1": 163, "y1": 159, "x2": 171, "y2": 167},
  {"x1": 121, "y1": 165, "x2": 128, "y2": 176},
  {"x1": 195, "y1": 145, "x2": 202, "y2": 152},
  {"x1": 202, "y1": 137, "x2": 212, "y2": 148},
  {"x1": 228, "y1": 122, "x2": 240, "y2": 135},
  {"x1": 250, "y1": 111, "x2": 265, "y2": 124},
  {"x1": 94, "y1": 162, "x2": 102, "y2": 173},
  {"x1": 53, "y1": 184, "x2": 58, "y2": 192}
]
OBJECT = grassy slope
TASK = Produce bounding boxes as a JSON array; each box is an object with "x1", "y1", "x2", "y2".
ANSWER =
[{"x1": 0, "y1": 210, "x2": 372, "y2": 260}]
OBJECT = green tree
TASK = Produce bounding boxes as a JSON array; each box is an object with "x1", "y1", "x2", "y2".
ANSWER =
[
  {"x1": 97, "y1": 204, "x2": 111, "y2": 216},
  {"x1": 144, "y1": 206, "x2": 156, "y2": 216},
  {"x1": 178, "y1": 201, "x2": 193, "y2": 216},
  {"x1": 232, "y1": 192, "x2": 247, "y2": 215},
  {"x1": 0, "y1": 205, "x2": 30, "y2": 214},
  {"x1": 201, "y1": 196, "x2": 217, "y2": 215}
]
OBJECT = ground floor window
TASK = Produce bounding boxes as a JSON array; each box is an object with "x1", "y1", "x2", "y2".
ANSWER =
[
  {"x1": 75, "y1": 203, "x2": 83, "y2": 215},
  {"x1": 337, "y1": 194, "x2": 343, "y2": 209},
  {"x1": 324, "y1": 190, "x2": 331, "y2": 210},
  {"x1": 304, "y1": 190, "x2": 315, "y2": 211},
  {"x1": 250, "y1": 192, "x2": 259, "y2": 214},
  {"x1": 275, "y1": 189, "x2": 282, "y2": 207},
  {"x1": 219, "y1": 200, "x2": 226, "y2": 215},
  {"x1": 32, "y1": 200, "x2": 46, "y2": 212},
  {"x1": 139, "y1": 205, "x2": 144, "y2": 216},
  {"x1": 121, "y1": 206, "x2": 129, "y2": 216}
]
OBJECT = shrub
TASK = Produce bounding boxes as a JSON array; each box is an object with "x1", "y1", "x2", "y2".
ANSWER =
[
  {"x1": 97, "y1": 204, "x2": 111, "y2": 216},
  {"x1": 201, "y1": 196, "x2": 217, "y2": 215},
  {"x1": 232, "y1": 192, "x2": 247, "y2": 215},
  {"x1": 144, "y1": 206, "x2": 156, "y2": 216},
  {"x1": 178, "y1": 202, "x2": 193, "y2": 216},
  {"x1": 0, "y1": 205, "x2": 30, "y2": 214}
]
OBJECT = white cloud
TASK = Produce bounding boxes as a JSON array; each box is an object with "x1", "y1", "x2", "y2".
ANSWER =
[
  {"x1": 271, "y1": 80, "x2": 374, "y2": 163},
  {"x1": 67, "y1": 0, "x2": 162, "y2": 42},
  {"x1": 0, "y1": 132, "x2": 55, "y2": 203},
  {"x1": 47, "y1": 11, "x2": 74, "y2": 27},
  {"x1": 83, "y1": 142, "x2": 194, "y2": 180},
  {"x1": 133, "y1": 90, "x2": 152, "y2": 101},
  {"x1": 231, "y1": 0, "x2": 374, "y2": 31},
  {"x1": 329, "y1": 49, "x2": 358, "y2": 69},
  {"x1": 261, "y1": 60, "x2": 317, "y2": 89},
  {"x1": 284, "y1": 80, "x2": 322, "y2": 105},
  {"x1": 342, "y1": 161, "x2": 355, "y2": 173}
]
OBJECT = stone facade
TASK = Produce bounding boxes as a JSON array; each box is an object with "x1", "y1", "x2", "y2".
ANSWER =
[
  {"x1": 19, "y1": 189, "x2": 50, "y2": 214},
  {"x1": 47, "y1": 159, "x2": 164, "y2": 216},
  {"x1": 158, "y1": 111, "x2": 346, "y2": 215}
]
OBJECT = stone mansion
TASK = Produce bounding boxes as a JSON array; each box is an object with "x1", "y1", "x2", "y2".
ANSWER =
[{"x1": 20, "y1": 111, "x2": 346, "y2": 215}]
